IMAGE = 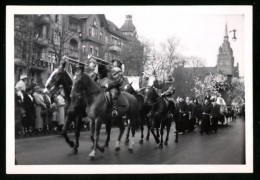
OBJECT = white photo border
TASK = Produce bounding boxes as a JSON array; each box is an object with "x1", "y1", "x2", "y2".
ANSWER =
[{"x1": 6, "y1": 5, "x2": 253, "y2": 174}]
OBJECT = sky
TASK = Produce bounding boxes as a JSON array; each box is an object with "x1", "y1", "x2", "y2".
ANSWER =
[{"x1": 105, "y1": 8, "x2": 245, "y2": 76}]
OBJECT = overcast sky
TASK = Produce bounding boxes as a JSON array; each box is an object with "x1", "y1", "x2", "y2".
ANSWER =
[{"x1": 105, "y1": 8, "x2": 245, "y2": 76}]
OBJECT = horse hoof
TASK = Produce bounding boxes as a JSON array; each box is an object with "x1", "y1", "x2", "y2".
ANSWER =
[
  {"x1": 139, "y1": 139, "x2": 143, "y2": 144},
  {"x1": 89, "y1": 151, "x2": 96, "y2": 159},
  {"x1": 159, "y1": 144, "x2": 163, "y2": 148},
  {"x1": 104, "y1": 143, "x2": 109, "y2": 148},
  {"x1": 74, "y1": 148, "x2": 78, "y2": 154},
  {"x1": 69, "y1": 141, "x2": 75, "y2": 148},
  {"x1": 145, "y1": 137, "x2": 149, "y2": 141},
  {"x1": 125, "y1": 139, "x2": 129, "y2": 145},
  {"x1": 115, "y1": 147, "x2": 121, "y2": 152},
  {"x1": 99, "y1": 147, "x2": 105, "y2": 153},
  {"x1": 164, "y1": 141, "x2": 168, "y2": 146},
  {"x1": 89, "y1": 156, "x2": 95, "y2": 160},
  {"x1": 128, "y1": 148, "x2": 133, "y2": 153},
  {"x1": 175, "y1": 139, "x2": 178, "y2": 143},
  {"x1": 155, "y1": 138, "x2": 160, "y2": 144}
]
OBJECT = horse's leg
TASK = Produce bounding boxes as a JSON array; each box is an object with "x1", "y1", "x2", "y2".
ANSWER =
[
  {"x1": 164, "y1": 120, "x2": 171, "y2": 145},
  {"x1": 139, "y1": 116, "x2": 144, "y2": 144},
  {"x1": 125, "y1": 122, "x2": 131, "y2": 145},
  {"x1": 104, "y1": 118, "x2": 111, "y2": 147},
  {"x1": 62, "y1": 113, "x2": 74, "y2": 148},
  {"x1": 90, "y1": 119, "x2": 95, "y2": 150},
  {"x1": 146, "y1": 117, "x2": 151, "y2": 141},
  {"x1": 150, "y1": 118, "x2": 160, "y2": 144},
  {"x1": 74, "y1": 116, "x2": 82, "y2": 154},
  {"x1": 115, "y1": 118, "x2": 125, "y2": 152},
  {"x1": 159, "y1": 121, "x2": 164, "y2": 148},
  {"x1": 128, "y1": 121, "x2": 135, "y2": 153},
  {"x1": 89, "y1": 118, "x2": 104, "y2": 159},
  {"x1": 175, "y1": 120, "x2": 179, "y2": 143}
]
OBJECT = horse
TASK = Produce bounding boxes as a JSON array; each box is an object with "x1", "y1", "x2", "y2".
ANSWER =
[
  {"x1": 70, "y1": 71, "x2": 139, "y2": 158},
  {"x1": 143, "y1": 85, "x2": 176, "y2": 148},
  {"x1": 124, "y1": 82, "x2": 151, "y2": 144},
  {"x1": 45, "y1": 65, "x2": 85, "y2": 154}
]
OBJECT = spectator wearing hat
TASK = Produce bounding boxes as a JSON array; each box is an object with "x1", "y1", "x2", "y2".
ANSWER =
[
  {"x1": 15, "y1": 74, "x2": 28, "y2": 93},
  {"x1": 200, "y1": 99, "x2": 212, "y2": 134},
  {"x1": 22, "y1": 86, "x2": 36, "y2": 135},
  {"x1": 15, "y1": 74, "x2": 28, "y2": 102},
  {"x1": 211, "y1": 98, "x2": 220, "y2": 133},
  {"x1": 33, "y1": 86, "x2": 46, "y2": 133}
]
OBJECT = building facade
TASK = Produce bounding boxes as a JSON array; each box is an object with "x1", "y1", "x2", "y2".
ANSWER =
[{"x1": 14, "y1": 14, "x2": 137, "y2": 86}]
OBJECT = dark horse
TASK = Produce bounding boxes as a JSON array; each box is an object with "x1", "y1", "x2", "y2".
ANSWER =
[
  {"x1": 45, "y1": 65, "x2": 85, "y2": 154},
  {"x1": 143, "y1": 84, "x2": 177, "y2": 148},
  {"x1": 70, "y1": 71, "x2": 139, "y2": 158},
  {"x1": 124, "y1": 82, "x2": 151, "y2": 144}
]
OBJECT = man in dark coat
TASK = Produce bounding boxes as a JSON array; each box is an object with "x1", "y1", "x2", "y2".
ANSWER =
[
  {"x1": 176, "y1": 97, "x2": 188, "y2": 134},
  {"x1": 211, "y1": 98, "x2": 220, "y2": 133},
  {"x1": 200, "y1": 99, "x2": 212, "y2": 134},
  {"x1": 186, "y1": 97, "x2": 193, "y2": 132},
  {"x1": 23, "y1": 86, "x2": 36, "y2": 135}
]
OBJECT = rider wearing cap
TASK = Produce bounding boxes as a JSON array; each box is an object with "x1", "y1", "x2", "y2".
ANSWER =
[
  {"x1": 153, "y1": 74, "x2": 175, "y2": 117},
  {"x1": 88, "y1": 57, "x2": 109, "y2": 82},
  {"x1": 105, "y1": 59, "x2": 125, "y2": 117}
]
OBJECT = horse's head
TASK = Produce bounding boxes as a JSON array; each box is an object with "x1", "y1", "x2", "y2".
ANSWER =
[
  {"x1": 70, "y1": 72, "x2": 100, "y2": 110},
  {"x1": 124, "y1": 82, "x2": 134, "y2": 94},
  {"x1": 144, "y1": 86, "x2": 158, "y2": 106},
  {"x1": 45, "y1": 66, "x2": 72, "y2": 99}
]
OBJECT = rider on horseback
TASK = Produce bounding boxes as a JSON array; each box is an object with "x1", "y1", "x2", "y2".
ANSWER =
[
  {"x1": 105, "y1": 59, "x2": 125, "y2": 117},
  {"x1": 153, "y1": 74, "x2": 176, "y2": 118}
]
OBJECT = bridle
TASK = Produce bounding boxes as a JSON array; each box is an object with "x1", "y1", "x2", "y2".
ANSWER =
[{"x1": 145, "y1": 86, "x2": 163, "y2": 106}]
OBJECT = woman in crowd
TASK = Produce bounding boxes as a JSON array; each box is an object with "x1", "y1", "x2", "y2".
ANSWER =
[{"x1": 33, "y1": 86, "x2": 46, "y2": 134}]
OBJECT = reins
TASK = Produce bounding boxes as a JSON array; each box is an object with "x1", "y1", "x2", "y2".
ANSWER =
[{"x1": 149, "y1": 95, "x2": 164, "y2": 106}]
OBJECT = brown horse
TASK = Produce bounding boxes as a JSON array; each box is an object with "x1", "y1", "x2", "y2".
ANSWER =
[
  {"x1": 144, "y1": 85, "x2": 176, "y2": 148},
  {"x1": 45, "y1": 66, "x2": 86, "y2": 154},
  {"x1": 124, "y1": 82, "x2": 151, "y2": 144},
  {"x1": 70, "y1": 71, "x2": 139, "y2": 159}
]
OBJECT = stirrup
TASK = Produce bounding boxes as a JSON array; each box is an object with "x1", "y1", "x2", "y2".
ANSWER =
[{"x1": 112, "y1": 110, "x2": 118, "y2": 117}]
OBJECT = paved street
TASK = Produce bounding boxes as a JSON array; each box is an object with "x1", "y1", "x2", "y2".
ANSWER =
[{"x1": 15, "y1": 118, "x2": 245, "y2": 165}]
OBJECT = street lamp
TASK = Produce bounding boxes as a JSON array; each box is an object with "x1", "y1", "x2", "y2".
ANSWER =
[{"x1": 229, "y1": 29, "x2": 237, "y2": 41}]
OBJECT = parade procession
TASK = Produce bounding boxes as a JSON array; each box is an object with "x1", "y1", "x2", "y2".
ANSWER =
[{"x1": 13, "y1": 12, "x2": 246, "y2": 165}]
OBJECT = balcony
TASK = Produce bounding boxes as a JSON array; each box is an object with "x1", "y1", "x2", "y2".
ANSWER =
[
  {"x1": 82, "y1": 35, "x2": 104, "y2": 45},
  {"x1": 34, "y1": 36, "x2": 49, "y2": 46},
  {"x1": 65, "y1": 48, "x2": 80, "y2": 59},
  {"x1": 109, "y1": 43, "x2": 122, "y2": 52}
]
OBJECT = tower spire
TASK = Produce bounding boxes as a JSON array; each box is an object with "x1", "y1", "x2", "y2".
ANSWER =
[{"x1": 224, "y1": 21, "x2": 229, "y2": 41}]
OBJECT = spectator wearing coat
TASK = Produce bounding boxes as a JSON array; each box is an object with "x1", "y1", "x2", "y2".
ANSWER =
[
  {"x1": 200, "y1": 99, "x2": 212, "y2": 134},
  {"x1": 211, "y1": 98, "x2": 220, "y2": 133},
  {"x1": 54, "y1": 85, "x2": 66, "y2": 131},
  {"x1": 42, "y1": 90, "x2": 52, "y2": 133},
  {"x1": 176, "y1": 97, "x2": 188, "y2": 134},
  {"x1": 23, "y1": 86, "x2": 36, "y2": 135},
  {"x1": 33, "y1": 86, "x2": 46, "y2": 133}
]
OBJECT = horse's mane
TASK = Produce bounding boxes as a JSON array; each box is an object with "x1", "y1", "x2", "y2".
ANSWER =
[{"x1": 75, "y1": 72, "x2": 101, "y2": 95}]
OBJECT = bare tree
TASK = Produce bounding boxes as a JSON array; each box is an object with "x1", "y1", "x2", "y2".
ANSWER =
[{"x1": 48, "y1": 15, "x2": 81, "y2": 66}]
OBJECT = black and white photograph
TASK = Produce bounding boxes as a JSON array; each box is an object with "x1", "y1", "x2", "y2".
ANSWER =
[{"x1": 6, "y1": 6, "x2": 253, "y2": 174}]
